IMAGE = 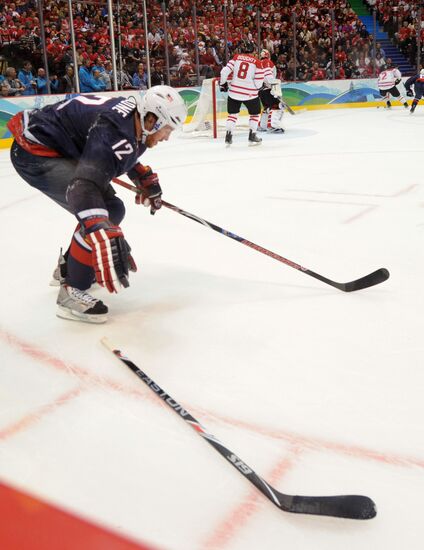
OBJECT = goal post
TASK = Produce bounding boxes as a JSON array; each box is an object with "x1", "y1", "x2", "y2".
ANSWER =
[{"x1": 183, "y1": 78, "x2": 250, "y2": 138}]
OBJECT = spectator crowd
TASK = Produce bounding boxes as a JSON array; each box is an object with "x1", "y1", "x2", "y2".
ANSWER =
[
  {"x1": 365, "y1": 0, "x2": 424, "y2": 68},
  {"x1": 0, "y1": 0, "x2": 422, "y2": 96}
]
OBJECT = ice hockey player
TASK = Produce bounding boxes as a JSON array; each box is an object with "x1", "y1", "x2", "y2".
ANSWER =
[
  {"x1": 405, "y1": 69, "x2": 424, "y2": 114},
  {"x1": 8, "y1": 86, "x2": 187, "y2": 323},
  {"x1": 377, "y1": 65, "x2": 408, "y2": 109},
  {"x1": 219, "y1": 41, "x2": 264, "y2": 146},
  {"x1": 258, "y1": 49, "x2": 285, "y2": 133}
]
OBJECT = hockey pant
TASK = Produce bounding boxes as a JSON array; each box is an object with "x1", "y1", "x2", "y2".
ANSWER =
[
  {"x1": 226, "y1": 96, "x2": 261, "y2": 132},
  {"x1": 10, "y1": 140, "x2": 126, "y2": 290},
  {"x1": 378, "y1": 85, "x2": 407, "y2": 105}
]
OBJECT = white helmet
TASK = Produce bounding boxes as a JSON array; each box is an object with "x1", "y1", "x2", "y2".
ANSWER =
[
  {"x1": 137, "y1": 85, "x2": 187, "y2": 135},
  {"x1": 420, "y1": 68, "x2": 424, "y2": 78}
]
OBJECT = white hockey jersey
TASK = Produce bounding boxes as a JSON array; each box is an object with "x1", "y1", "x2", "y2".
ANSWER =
[
  {"x1": 220, "y1": 53, "x2": 264, "y2": 101},
  {"x1": 377, "y1": 68, "x2": 402, "y2": 90}
]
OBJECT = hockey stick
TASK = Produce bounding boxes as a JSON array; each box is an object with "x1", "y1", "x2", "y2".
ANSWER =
[
  {"x1": 101, "y1": 338, "x2": 376, "y2": 520},
  {"x1": 269, "y1": 83, "x2": 296, "y2": 115},
  {"x1": 280, "y1": 99, "x2": 297, "y2": 115},
  {"x1": 112, "y1": 177, "x2": 389, "y2": 292}
]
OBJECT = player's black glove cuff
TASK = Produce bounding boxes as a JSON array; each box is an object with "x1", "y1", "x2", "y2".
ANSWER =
[{"x1": 219, "y1": 82, "x2": 228, "y2": 92}]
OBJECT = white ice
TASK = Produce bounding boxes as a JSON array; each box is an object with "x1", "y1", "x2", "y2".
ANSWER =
[{"x1": 0, "y1": 106, "x2": 423, "y2": 550}]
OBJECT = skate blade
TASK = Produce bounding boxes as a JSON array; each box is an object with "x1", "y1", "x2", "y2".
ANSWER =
[
  {"x1": 248, "y1": 141, "x2": 262, "y2": 146},
  {"x1": 56, "y1": 306, "x2": 108, "y2": 324}
]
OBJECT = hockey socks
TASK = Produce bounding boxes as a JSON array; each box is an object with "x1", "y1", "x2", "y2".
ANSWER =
[
  {"x1": 248, "y1": 114, "x2": 260, "y2": 132},
  {"x1": 225, "y1": 114, "x2": 237, "y2": 132}
]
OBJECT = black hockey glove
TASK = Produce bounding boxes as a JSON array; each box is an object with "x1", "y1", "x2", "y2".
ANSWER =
[
  {"x1": 395, "y1": 78, "x2": 401, "y2": 85},
  {"x1": 406, "y1": 89, "x2": 414, "y2": 97},
  {"x1": 129, "y1": 165, "x2": 162, "y2": 215},
  {"x1": 220, "y1": 81, "x2": 228, "y2": 92}
]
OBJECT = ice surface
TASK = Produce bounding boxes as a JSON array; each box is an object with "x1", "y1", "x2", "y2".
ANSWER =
[{"x1": 1, "y1": 107, "x2": 423, "y2": 550}]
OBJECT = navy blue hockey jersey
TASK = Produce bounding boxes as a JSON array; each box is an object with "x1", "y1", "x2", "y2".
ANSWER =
[
  {"x1": 24, "y1": 94, "x2": 146, "y2": 189},
  {"x1": 404, "y1": 74, "x2": 424, "y2": 97}
]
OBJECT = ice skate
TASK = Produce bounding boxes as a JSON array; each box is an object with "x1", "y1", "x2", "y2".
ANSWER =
[
  {"x1": 50, "y1": 265, "x2": 62, "y2": 286},
  {"x1": 386, "y1": 100, "x2": 392, "y2": 109},
  {"x1": 49, "y1": 249, "x2": 67, "y2": 287},
  {"x1": 50, "y1": 249, "x2": 101, "y2": 289},
  {"x1": 248, "y1": 130, "x2": 262, "y2": 145},
  {"x1": 269, "y1": 127, "x2": 285, "y2": 134},
  {"x1": 410, "y1": 104, "x2": 416, "y2": 114},
  {"x1": 56, "y1": 284, "x2": 108, "y2": 324},
  {"x1": 225, "y1": 131, "x2": 233, "y2": 146},
  {"x1": 404, "y1": 102, "x2": 409, "y2": 109}
]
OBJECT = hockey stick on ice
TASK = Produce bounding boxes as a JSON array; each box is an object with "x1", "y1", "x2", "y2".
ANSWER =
[
  {"x1": 280, "y1": 99, "x2": 297, "y2": 115},
  {"x1": 113, "y1": 177, "x2": 389, "y2": 292},
  {"x1": 101, "y1": 338, "x2": 376, "y2": 519}
]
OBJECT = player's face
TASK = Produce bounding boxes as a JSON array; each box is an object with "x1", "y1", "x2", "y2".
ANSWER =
[{"x1": 145, "y1": 125, "x2": 174, "y2": 148}]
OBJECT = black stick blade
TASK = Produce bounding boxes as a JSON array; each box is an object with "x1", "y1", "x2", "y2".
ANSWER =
[
  {"x1": 287, "y1": 494, "x2": 377, "y2": 519},
  {"x1": 342, "y1": 268, "x2": 390, "y2": 292}
]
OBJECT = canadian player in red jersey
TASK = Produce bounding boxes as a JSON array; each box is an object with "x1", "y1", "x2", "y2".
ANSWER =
[
  {"x1": 258, "y1": 49, "x2": 285, "y2": 133},
  {"x1": 219, "y1": 41, "x2": 264, "y2": 146}
]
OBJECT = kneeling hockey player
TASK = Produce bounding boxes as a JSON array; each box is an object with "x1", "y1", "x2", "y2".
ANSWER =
[{"x1": 8, "y1": 86, "x2": 187, "y2": 323}]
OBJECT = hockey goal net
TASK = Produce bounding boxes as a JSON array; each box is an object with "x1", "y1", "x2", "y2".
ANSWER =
[{"x1": 183, "y1": 77, "x2": 250, "y2": 139}]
